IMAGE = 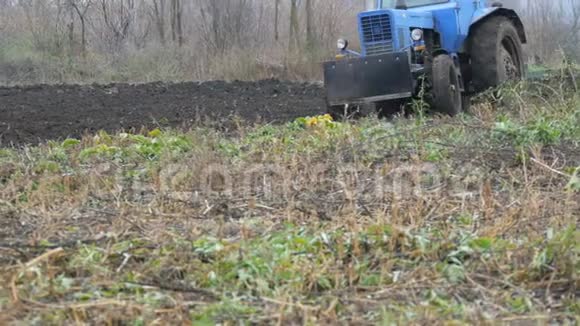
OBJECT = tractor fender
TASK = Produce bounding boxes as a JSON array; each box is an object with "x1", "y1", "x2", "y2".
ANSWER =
[{"x1": 470, "y1": 8, "x2": 526, "y2": 44}]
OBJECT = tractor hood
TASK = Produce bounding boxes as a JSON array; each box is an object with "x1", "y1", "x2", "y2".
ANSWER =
[
  {"x1": 358, "y1": 9, "x2": 433, "y2": 56},
  {"x1": 358, "y1": 1, "x2": 506, "y2": 55}
]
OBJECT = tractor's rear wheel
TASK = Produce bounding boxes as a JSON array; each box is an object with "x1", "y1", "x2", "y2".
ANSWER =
[
  {"x1": 469, "y1": 16, "x2": 525, "y2": 92},
  {"x1": 431, "y1": 55, "x2": 463, "y2": 116}
]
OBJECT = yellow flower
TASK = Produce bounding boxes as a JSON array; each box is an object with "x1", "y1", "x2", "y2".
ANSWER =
[
  {"x1": 306, "y1": 117, "x2": 319, "y2": 127},
  {"x1": 302, "y1": 114, "x2": 336, "y2": 128}
]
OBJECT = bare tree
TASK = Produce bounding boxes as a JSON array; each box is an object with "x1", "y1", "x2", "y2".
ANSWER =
[
  {"x1": 99, "y1": 0, "x2": 135, "y2": 49},
  {"x1": 305, "y1": 0, "x2": 314, "y2": 50},
  {"x1": 289, "y1": 0, "x2": 299, "y2": 51},
  {"x1": 198, "y1": 0, "x2": 256, "y2": 55},
  {"x1": 150, "y1": 0, "x2": 165, "y2": 44},
  {"x1": 523, "y1": 0, "x2": 580, "y2": 62},
  {"x1": 170, "y1": 0, "x2": 183, "y2": 46},
  {"x1": 274, "y1": 0, "x2": 280, "y2": 41},
  {"x1": 70, "y1": 0, "x2": 92, "y2": 56}
]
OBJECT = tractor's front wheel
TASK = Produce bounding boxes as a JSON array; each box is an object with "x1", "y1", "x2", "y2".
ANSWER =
[
  {"x1": 327, "y1": 104, "x2": 362, "y2": 121},
  {"x1": 431, "y1": 55, "x2": 463, "y2": 116},
  {"x1": 462, "y1": 94, "x2": 472, "y2": 113},
  {"x1": 376, "y1": 99, "x2": 406, "y2": 118}
]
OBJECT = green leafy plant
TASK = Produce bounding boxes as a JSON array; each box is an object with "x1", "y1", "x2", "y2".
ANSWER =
[
  {"x1": 79, "y1": 144, "x2": 122, "y2": 161},
  {"x1": 494, "y1": 116, "x2": 563, "y2": 146},
  {"x1": 566, "y1": 167, "x2": 580, "y2": 192},
  {"x1": 61, "y1": 138, "x2": 81, "y2": 149}
]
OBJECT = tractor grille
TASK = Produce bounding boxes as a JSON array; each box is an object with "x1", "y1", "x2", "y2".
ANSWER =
[{"x1": 360, "y1": 13, "x2": 394, "y2": 56}]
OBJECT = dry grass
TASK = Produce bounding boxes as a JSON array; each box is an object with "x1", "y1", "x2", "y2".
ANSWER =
[
  {"x1": 0, "y1": 84, "x2": 579, "y2": 324},
  {"x1": 0, "y1": 40, "x2": 329, "y2": 86}
]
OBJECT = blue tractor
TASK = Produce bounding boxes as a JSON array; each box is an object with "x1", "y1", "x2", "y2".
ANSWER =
[{"x1": 324, "y1": 0, "x2": 526, "y2": 118}]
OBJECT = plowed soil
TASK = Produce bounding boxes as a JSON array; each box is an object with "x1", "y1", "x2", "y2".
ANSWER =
[{"x1": 0, "y1": 80, "x2": 326, "y2": 146}]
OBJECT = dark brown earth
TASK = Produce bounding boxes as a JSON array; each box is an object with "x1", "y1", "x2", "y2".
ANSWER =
[{"x1": 0, "y1": 80, "x2": 326, "y2": 146}]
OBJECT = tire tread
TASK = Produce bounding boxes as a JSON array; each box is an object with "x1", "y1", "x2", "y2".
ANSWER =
[{"x1": 469, "y1": 16, "x2": 524, "y2": 92}]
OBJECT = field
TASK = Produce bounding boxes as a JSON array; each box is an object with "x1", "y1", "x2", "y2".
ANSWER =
[
  {"x1": 0, "y1": 80, "x2": 325, "y2": 146},
  {"x1": 0, "y1": 78, "x2": 579, "y2": 324}
]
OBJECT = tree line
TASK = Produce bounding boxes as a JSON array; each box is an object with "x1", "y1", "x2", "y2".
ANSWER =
[{"x1": 0, "y1": 0, "x2": 578, "y2": 84}]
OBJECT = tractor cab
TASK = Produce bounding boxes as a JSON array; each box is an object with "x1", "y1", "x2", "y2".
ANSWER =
[{"x1": 324, "y1": 0, "x2": 526, "y2": 118}]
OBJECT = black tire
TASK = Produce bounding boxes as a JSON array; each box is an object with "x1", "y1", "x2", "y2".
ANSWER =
[
  {"x1": 469, "y1": 16, "x2": 525, "y2": 92},
  {"x1": 431, "y1": 55, "x2": 463, "y2": 116},
  {"x1": 376, "y1": 99, "x2": 405, "y2": 118},
  {"x1": 462, "y1": 94, "x2": 471, "y2": 113},
  {"x1": 327, "y1": 104, "x2": 361, "y2": 121}
]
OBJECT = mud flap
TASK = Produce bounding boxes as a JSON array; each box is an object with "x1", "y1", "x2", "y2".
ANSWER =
[{"x1": 323, "y1": 52, "x2": 414, "y2": 106}]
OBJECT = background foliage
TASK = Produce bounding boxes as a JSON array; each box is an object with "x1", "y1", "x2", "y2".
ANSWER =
[{"x1": 1, "y1": 0, "x2": 579, "y2": 85}]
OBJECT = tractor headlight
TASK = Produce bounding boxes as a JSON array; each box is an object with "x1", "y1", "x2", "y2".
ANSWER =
[
  {"x1": 337, "y1": 39, "x2": 348, "y2": 50},
  {"x1": 411, "y1": 29, "x2": 424, "y2": 41}
]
